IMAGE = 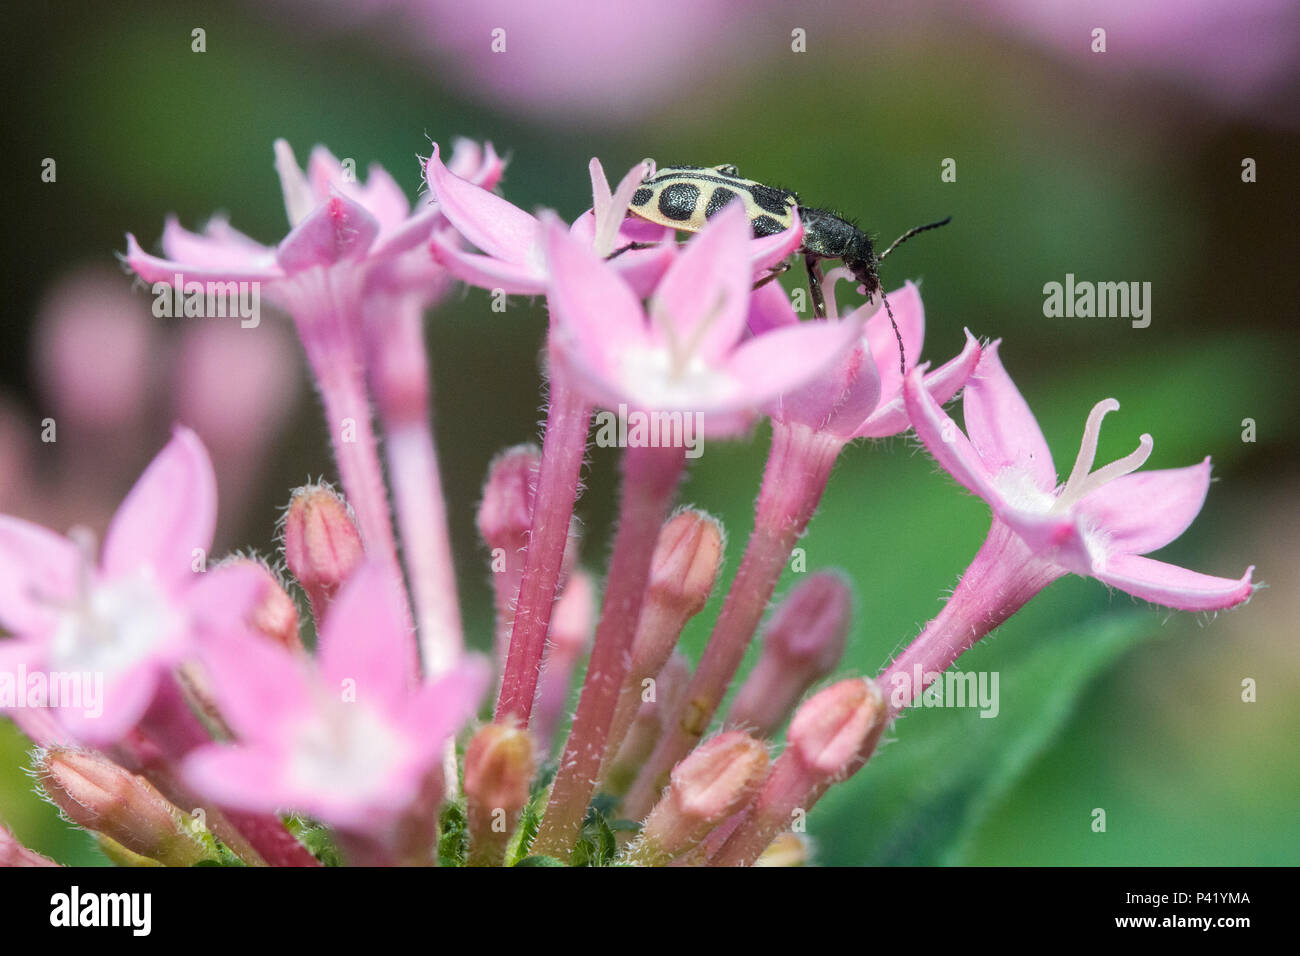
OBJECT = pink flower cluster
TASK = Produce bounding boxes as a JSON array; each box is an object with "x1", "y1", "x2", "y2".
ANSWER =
[{"x1": 0, "y1": 140, "x2": 1254, "y2": 866}]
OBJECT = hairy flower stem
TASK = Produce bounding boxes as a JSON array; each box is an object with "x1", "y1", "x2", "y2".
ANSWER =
[
  {"x1": 495, "y1": 373, "x2": 592, "y2": 723},
  {"x1": 623, "y1": 422, "x2": 842, "y2": 820},
  {"x1": 367, "y1": 298, "x2": 465, "y2": 677},
  {"x1": 532, "y1": 444, "x2": 687, "y2": 859},
  {"x1": 130, "y1": 677, "x2": 320, "y2": 867},
  {"x1": 285, "y1": 276, "x2": 419, "y2": 675},
  {"x1": 878, "y1": 519, "x2": 1064, "y2": 719}
]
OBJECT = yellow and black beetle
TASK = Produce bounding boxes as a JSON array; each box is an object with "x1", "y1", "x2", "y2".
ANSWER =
[{"x1": 621, "y1": 163, "x2": 950, "y2": 371}]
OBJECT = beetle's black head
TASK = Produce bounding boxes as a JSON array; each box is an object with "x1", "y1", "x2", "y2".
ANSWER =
[{"x1": 843, "y1": 234, "x2": 880, "y2": 299}]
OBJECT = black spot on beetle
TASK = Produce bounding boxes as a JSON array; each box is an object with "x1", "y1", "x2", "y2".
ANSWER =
[
  {"x1": 631, "y1": 187, "x2": 652, "y2": 207},
  {"x1": 705, "y1": 187, "x2": 740, "y2": 218},
  {"x1": 750, "y1": 215, "x2": 784, "y2": 237},
  {"x1": 748, "y1": 183, "x2": 794, "y2": 216},
  {"x1": 658, "y1": 182, "x2": 700, "y2": 221}
]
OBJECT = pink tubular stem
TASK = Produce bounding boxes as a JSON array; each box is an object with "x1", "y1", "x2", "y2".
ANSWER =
[
  {"x1": 531, "y1": 443, "x2": 687, "y2": 858},
  {"x1": 366, "y1": 297, "x2": 465, "y2": 677},
  {"x1": 878, "y1": 519, "x2": 1064, "y2": 719},
  {"x1": 622, "y1": 421, "x2": 843, "y2": 820},
  {"x1": 495, "y1": 372, "x2": 592, "y2": 723}
]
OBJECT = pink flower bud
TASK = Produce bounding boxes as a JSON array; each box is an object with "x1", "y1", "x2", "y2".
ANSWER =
[
  {"x1": 463, "y1": 721, "x2": 535, "y2": 867},
  {"x1": 626, "y1": 731, "x2": 768, "y2": 866},
  {"x1": 754, "y1": 831, "x2": 810, "y2": 867},
  {"x1": 726, "y1": 571, "x2": 851, "y2": 737},
  {"x1": 37, "y1": 749, "x2": 215, "y2": 866},
  {"x1": 227, "y1": 557, "x2": 302, "y2": 652},
  {"x1": 709, "y1": 679, "x2": 886, "y2": 867},
  {"x1": 787, "y1": 678, "x2": 886, "y2": 778},
  {"x1": 646, "y1": 509, "x2": 724, "y2": 618},
  {"x1": 283, "y1": 484, "x2": 365, "y2": 623},
  {"x1": 0, "y1": 823, "x2": 59, "y2": 867},
  {"x1": 476, "y1": 445, "x2": 539, "y2": 556}
]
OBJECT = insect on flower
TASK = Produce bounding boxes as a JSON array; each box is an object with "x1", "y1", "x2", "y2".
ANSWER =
[{"x1": 621, "y1": 162, "x2": 950, "y2": 372}]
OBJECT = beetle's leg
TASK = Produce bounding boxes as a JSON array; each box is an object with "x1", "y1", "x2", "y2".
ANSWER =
[
  {"x1": 751, "y1": 261, "x2": 791, "y2": 291},
  {"x1": 805, "y1": 255, "x2": 826, "y2": 319},
  {"x1": 605, "y1": 241, "x2": 660, "y2": 261}
]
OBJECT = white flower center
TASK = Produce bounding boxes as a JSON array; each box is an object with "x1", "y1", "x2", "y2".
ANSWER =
[
  {"x1": 618, "y1": 342, "x2": 736, "y2": 410},
  {"x1": 288, "y1": 698, "x2": 412, "y2": 804},
  {"x1": 48, "y1": 566, "x2": 183, "y2": 679}
]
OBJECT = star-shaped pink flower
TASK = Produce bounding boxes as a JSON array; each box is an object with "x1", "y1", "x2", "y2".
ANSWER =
[
  {"x1": 748, "y1": 279, "x2": 981, "y2": 439},
  {"x1": 904, "y1": 343, "x2": 1254, "y2": 610},
  {"x1": 0, "y1": 428, "x2": 265, "y2": 743},
  {"x1": 425, "y1": 148, "x2": 803, "y2": 298},
  {"x1": 543, "y1": 204, "x2": 866, "y2": 435},
  {"x1": 183, "y1": 562, "x2": 488, "y2": 833}
]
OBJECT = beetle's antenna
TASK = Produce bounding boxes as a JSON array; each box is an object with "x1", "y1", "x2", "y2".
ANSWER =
[
  {"x1": 878, "y1": 216, "x2": 951, "y2": 262},
  {"x1": 880, "y1": 289, "x2": 906, "y2": 377}
]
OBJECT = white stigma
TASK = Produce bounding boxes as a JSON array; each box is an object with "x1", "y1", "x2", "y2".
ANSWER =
[{"x1": 1054, "y1": 398, "x2": 1153, "y2": 511}]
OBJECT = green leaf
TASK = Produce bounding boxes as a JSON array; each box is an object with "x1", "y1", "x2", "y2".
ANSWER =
[
  {"x1": 812, "y1": 613, "x2": 1157, "y2": 865},
  {"x1": 437, "y1": 802, "x2": 469, "y2": 868},
  {"x1": 571, "y1": 808, "x2": 618, "y2": 868},
  {"x1": 514, "y1": 854, "x2": 566, "y2": 867},
  {"x1": 504, "y1": 781, "x2": 551, "y2": 867}
]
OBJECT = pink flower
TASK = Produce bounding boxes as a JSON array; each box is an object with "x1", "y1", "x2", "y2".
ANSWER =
[
  {"x1": 750, "y1": 278, "x2": 981, "y2": 439},
  {"x1": 183, "y1": 562, "x2": 489, "y2": 833},
  {"x1": 543, "y1": 204, "x2": 865, "y2": 435},
  {"x1": 425, "y1": 149, "x2": 802, "y2": 298},
  {"x1": 904, "y1": 342, "x2": 1254, "y2": 610},
  {"x1": 0, "y1": 428, "x2": 264, "y2": 744},
  {"x1": 127, "y1": 139, "x2": 499, "y2": 295}
]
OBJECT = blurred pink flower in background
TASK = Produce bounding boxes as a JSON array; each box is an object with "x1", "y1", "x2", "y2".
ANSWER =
[
  {"x1": 976, "y1": 0, "x2": 1300, "y2": 121},
  {"x1": 0, "y1": 266, "x2": 300, "y2": 546},
  {"x1": 267, "y1": 0, "x2": 1298, "y2": 125}
]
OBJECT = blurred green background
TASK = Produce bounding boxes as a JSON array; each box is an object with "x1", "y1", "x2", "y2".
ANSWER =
[{"x1": 2, "y1": 1, "x2": 1297, "y2": 865}]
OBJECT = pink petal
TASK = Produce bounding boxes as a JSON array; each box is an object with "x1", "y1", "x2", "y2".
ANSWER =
[
  {"x1": 317, "y1": 562, "x2": 418, "y2": 710},
  {"x1": 447, "y1": 138, "x2": 506, "y2": 189},
  {"x1": 0, "y1": 517, "x2": 79, "y2": 636},
  {"x1": 746, "y1": 280, "x2": 799, "y2": 335},
  {"x1": 403, "y1": 657, "x2": 491, "y2": 750},
  {"x1": 58, "y1": 661, "x2": 162, "y2": 746},
  {"x1": 996, "y1": 507, "x2": 1093, "y2": 576},
  {"x1": 124, "y1": 234, "x2": 282, "y2": 285},
  {"x1": 1076, "y1": 458, "x2": 1212, "y2": 558},
  {"x1": 650, "y1": 203, "x2": 752, "y2": 362},
  {"x1": 186, "y1": 560, "x2": 277, "y2": 637},
  {"x1": 749, "y1": 216, "x2": 804, "y2": 278},
  {"x1": 182, "y1": 744, "x2": 292, "y2": 814},
  {"x1": 724, "y1": 314, "x2": 866, "y2": 408},
  {"x1": 429, "y1": 233, "x2": 545, "y2": 295},
  {"x1": 857, "y1": 328, "x2": 981, "y2": 438},
  {"x1": 903, "y1": 367, "x2": 1002, "y2": 503},
  {"x1": 1093, "y1": 554, "x2": 1255, "y2": 611},
  {"x1": 370, "y1": 205, "x2": 440, "y2": 259},
  {"x1": 161, "y1": 216, "x2": 275, "y2": 272},
  {"x1": 196, "y1": 628, "x2": 310, "y2": 740},
  {"x1": 775, "y1": 336, "x2": 881, "y2": 440},
  {"x1": 962, "y1": 341, "x2": 1057, "y2": 492},
  {"x1": 862, "y1": 282, "x2": 926, "y2": 398},
  {"x1": 276, "y1": 195, "x2": 381, "y2": 273},
  {"x1": 543, "y1": 215, "x2": 648, "y2": 359},
  {"x1": 425, "y1": 142, "x2": 540, "y2": 264},
  {"x1": 101, "y1": 426, "x2": 217, "y2": 591}
]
